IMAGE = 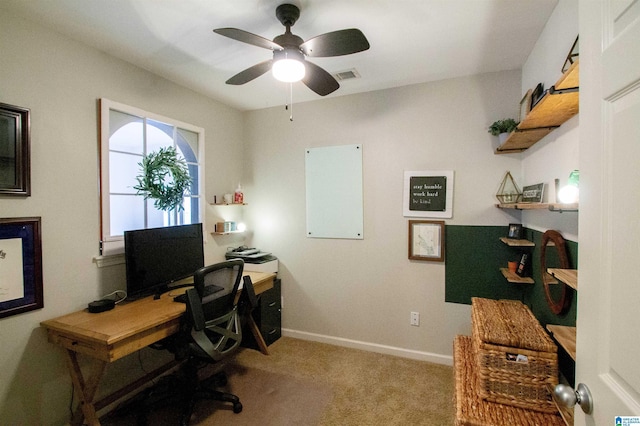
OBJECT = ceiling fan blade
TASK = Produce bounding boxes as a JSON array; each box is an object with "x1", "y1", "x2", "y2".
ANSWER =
[
  {"x1": 302, "y1": 61, "x2": 339, "y2": 96},
  {"x1": 214, "y1": 28, "x2": 283, "y2": 51},
  {"x1": 226, "y1": 60, "x2": 273, "y2": 85},
  {"x1": 300, "y1": 29, "x2": 370, "y2": 57}
]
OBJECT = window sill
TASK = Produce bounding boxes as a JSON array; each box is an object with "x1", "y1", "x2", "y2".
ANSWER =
[{"x1": 93, "y1": 253, "x2": 125, "y2": 268}]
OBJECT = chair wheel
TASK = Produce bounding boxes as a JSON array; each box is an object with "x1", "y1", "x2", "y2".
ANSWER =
[{"x1": 233, "y1": 402, "x2": 243, "y2": 413}]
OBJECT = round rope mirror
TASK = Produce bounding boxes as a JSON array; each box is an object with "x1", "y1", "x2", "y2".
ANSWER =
[{"x1": 540, "y1": 230, "x2": 572, "y2": 315}]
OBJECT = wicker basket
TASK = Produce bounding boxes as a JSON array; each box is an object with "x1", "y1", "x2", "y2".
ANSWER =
[
  {"x1": 454, "y1": 335, "x2": 564, "y2": 426},
  {"x1": 471, "y1": 298, "x2": 558, "y2": 414}
]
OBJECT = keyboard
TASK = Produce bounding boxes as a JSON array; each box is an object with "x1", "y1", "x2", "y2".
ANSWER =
[{"x1": 173, "y1": 284, "x2": 223, "y2": 303}]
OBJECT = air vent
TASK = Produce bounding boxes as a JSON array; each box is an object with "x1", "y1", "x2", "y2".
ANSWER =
[{"x1": 332, "y1": 68, "x2": 361, "y2": 81}]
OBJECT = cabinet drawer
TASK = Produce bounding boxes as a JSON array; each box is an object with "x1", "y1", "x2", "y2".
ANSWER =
[{"x1": 262, "y1": 326, "x2": 281, "y2": 346}]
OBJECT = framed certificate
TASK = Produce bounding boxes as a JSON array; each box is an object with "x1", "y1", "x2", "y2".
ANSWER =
[{"x1": 0, "y1": 217, "x2": 43, "y2": 318}]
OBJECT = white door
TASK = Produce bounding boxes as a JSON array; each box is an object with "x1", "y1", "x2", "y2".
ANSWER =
[{"x1": 577, "y1": 0, "x2": 640, "y2": 424}]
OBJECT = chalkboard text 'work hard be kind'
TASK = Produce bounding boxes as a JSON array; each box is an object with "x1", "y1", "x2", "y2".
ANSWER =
[{"x1": 409, "y1": 176, "x2": 447, "y2": 212}]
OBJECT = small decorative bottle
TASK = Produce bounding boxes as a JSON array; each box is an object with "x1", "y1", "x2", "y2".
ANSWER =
[{"x1": 234, "y1": 183, "x2": 244, "y2": 204}]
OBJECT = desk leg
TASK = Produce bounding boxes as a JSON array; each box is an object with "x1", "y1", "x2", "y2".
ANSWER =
[
  {"x1": 64, "y1": 349, "x2": 106, "y2": 426},
  {"x1": 247, "y1": 315, "x2": 270, "y2": 355}
]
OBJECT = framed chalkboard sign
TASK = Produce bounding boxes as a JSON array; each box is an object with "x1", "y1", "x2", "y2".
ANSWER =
[{"x1": 403, "y1": 170, "x2": 454, "y2": 218}]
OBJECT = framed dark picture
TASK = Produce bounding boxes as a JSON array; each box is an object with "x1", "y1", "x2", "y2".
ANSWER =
[
  {"x1": 508, "y1": 223, "x2": 523, "y2": 239},
  {"x1": 0, "y1": 217, "x2": 43, "y2": 318},
  {"x1": 530, "y1": 83, "x2": 546, "y2": 109},
  {"x1": 522, "y1": 183, "x2": 544, "y2": 203},
  {"x1": 408, "y1": 220, "x2": 445, "y2": 262},
  {"x1": 0, "y1": 103, "x2": 31, "y2": 196}
]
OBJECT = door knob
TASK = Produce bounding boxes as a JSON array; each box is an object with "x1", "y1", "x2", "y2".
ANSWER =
[{"x1": 554, "y1": 383, "x2": 593, "y2": 414}]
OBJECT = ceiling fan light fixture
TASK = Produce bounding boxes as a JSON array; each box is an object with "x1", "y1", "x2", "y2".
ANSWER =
[{"x1": 272, "y1": 50, "x2": 305, "y2": 82}]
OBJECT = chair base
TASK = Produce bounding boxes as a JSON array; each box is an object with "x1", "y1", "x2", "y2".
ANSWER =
[
  {"x1": 179, "y1": 368, "x2": 243, "y2": 425},
  {"x1": 105, "y1": 363, "x2": 242, "y2": 425}
]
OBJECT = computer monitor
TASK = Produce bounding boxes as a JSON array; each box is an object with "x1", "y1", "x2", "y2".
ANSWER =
[{"x1": 124, "y1": 223, "x2": 204, "y2": 299}]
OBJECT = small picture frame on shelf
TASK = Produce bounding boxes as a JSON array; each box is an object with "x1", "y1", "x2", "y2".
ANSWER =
[
  {"x1": 530, "y1": 83, "x2": 546, "y2": 109},
  {"x1": 508, "y1": 223, "x2": 523, "y2": 239},
  {"x1": 516, "y1": 253, "x2": 529, "y2": 277},
  {"x1": 522, "y1": 183, "x2": 544, "y2": 203},
  {"x1": 519, "y1": 89, "x2": 532, "y2": 122}
]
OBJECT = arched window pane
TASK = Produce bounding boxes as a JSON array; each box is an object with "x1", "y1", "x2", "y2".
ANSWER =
[
  {"x1": 109, "y1": 114, "x2": 143, "y2": 154},
  {"x1": 147, "y1": 120, "x2": 173, "y2": 153}
]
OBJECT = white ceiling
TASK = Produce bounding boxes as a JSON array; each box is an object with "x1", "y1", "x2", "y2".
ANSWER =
[{"x1": 1, "y1": 0, "x2": 558, "y2": 111}]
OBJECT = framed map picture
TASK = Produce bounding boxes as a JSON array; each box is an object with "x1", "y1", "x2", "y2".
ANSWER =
[{"x1": 408, "y1": 220, "x2": 445, "y2": 262}]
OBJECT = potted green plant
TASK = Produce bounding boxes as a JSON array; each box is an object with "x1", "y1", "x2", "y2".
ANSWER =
[
  {"x1": 488, "y1": 118, "x2": 519, "y2": 144},
  {"x1": 134, "y1": 146, "x2": 190, "y2": 212}
]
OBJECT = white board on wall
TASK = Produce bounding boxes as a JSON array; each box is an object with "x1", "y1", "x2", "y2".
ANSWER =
[{"x1": 305, "y1": 144, "x2": 363, "y2": 239}]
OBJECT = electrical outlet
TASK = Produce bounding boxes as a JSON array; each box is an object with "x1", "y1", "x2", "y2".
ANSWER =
[{"x1": 410, "y1": 311, "x2": 420, "y2": 326}]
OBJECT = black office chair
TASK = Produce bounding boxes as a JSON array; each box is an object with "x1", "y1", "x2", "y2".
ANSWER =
[{"x1": 178, "y1": 258, "x2": 257, "y2": 425}]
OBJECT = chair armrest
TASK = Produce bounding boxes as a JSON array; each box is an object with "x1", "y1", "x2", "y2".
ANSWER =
[{"x1": 185, "y1": 288, "x2": 206, "y2": 331}]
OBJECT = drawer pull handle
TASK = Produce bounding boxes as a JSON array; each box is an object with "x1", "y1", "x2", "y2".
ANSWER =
[
  {"x1": 268, "y1": 329, "x2": 277, "y2": 335},
  {"x1": 268, "y1": 302, "x2": 277, "y2": 307}
]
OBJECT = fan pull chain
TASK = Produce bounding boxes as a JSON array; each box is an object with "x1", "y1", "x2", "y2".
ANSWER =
[{"x1": 289, "y1": 83, "x2": 294, "y2": 121}]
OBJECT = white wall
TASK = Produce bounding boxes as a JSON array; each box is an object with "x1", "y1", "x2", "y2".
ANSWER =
[
  {"x1": 243, "y1": 70, "x2": 523, "y2": 361},
  {"x1": 520, "y1": 0, "x2": 580, "y2": 239},
  {"x1": 0, "y1": 12, "x2": 244, "y2": 425}
]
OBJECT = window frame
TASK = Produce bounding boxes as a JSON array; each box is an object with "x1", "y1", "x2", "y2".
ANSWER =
[{"x1": 99, "y1": 98, "x2": 205, "y2": 256}]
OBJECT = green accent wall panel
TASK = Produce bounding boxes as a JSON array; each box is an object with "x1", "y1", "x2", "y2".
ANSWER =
[
  {"x1": 445, "y1": 225, "x2": 526, "y2": 304},
  {"x1": 444, "y1": 225, "x2": 577, "y2": 328}
]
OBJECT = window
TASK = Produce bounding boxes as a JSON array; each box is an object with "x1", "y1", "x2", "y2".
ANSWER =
[{"x1": 99, "y1": 99, "x2": 205, "y2": 256}]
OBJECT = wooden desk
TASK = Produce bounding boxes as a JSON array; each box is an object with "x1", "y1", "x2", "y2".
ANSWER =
[{"x1": 41, "y1": 271, "x2": 275, "y2": 426}]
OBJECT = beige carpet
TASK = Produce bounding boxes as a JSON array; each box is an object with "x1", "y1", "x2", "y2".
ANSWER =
[{"x1": 103, "y1": 336, "x2": 454, "y2": 425}]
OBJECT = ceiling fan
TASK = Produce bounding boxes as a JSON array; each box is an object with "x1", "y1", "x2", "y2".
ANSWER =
[{"x1": 214, "y1": 3, "x2": 370, "y2": 96}]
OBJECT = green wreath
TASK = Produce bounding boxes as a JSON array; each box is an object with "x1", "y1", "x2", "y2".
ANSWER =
[{"x1": 134, "y1": 146, "x2": 190, "y2": 212}]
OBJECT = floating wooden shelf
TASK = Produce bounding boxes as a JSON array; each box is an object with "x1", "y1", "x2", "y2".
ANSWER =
[
  {"x1": 211, "y1": 203, "x2": 247, "y2": 206},
  {"x1": 547, "y1": 268, "x2": 578, "y2": 290},
  {"x1": 496, "y1": 202, "x2": 578, "y2": 212},
  {"x1": 500, "y1": 237, "x2": 535, "y2": 247},
  {"x1": 496, "y1": 60, "x2": 579, "y2": 154},
  {"x1": 547, "y1": 324, "x2": 576, "y2": 361},
  {"x1": 500, "y1": 268, "x2": 534, "y2": 284},
  {"x1": 211, "y1": 230, "x2": 245, "y2": 236}
]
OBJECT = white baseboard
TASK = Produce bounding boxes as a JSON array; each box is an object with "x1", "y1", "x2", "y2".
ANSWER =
[{"x1": 281, "y1": 328, "x2": 453, "y2": 366}]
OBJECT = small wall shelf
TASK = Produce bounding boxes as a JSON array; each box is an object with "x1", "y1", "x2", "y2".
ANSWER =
[
  {"x1": 496, "y1": 202, "x2": 578, "y2": 212},
  {"x1": 495, "y1": 60, "x2": 579, "y2": 154},
  {"x1": 547, "y1": 324, "x2": 576, "y2": 361},
  {"x1": 211, "y1": 230, "x2": 245, "y2": 236},
  {"x1": 210, "y1": 202, "x2": 247, "y2": 235},
  {"x1": 500, "y1": 237, "x2": 535, "y2": 247},
  {"x1": 547, "y1": 268, "x2": 578, "y2": 290},
  {"x1": 500, "y1": 268, "x2": 534, "y2": 284}
]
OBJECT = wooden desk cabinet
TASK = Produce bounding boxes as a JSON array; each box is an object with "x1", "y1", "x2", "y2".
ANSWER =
[{"x1": 243, "y1": 278, "x2": 281, "y2": 349}]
